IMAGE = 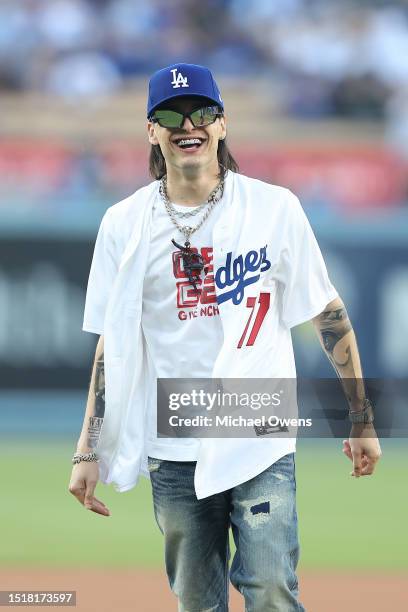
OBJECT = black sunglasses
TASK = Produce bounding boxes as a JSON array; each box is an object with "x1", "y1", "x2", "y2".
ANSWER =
[{"x1": 150, "y1": 105, "x2": 222, "y2": 128}]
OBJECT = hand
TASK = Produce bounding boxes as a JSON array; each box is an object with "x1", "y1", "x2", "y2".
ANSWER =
[
  {"x1": 342, "y1": 427, "x2": 382, "y2": 478},
  {"x1": 68, "y1": 462, "x2": 111, "y2": 516}
]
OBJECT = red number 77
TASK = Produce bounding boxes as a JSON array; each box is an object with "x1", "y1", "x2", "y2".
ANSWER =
[{"x1": 237, "y1": 292, "x2": 271, "y2": 348}]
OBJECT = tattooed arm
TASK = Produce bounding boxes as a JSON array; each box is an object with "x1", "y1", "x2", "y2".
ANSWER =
[
  {"x1": 312, "y1": 296, "x2": 382, "y2": 477},
  {"x1": 76, "y1": 334, "x2": 105, "y2": 453},
  {"x1": 312, "y1": 297, "x2": 366, "y2": 411},
  {"x1": 69, "y1": 335, "x2": 110, "y2": 516}
]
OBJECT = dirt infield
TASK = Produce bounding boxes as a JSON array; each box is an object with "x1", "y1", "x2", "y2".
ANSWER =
[{"x1": 0, "y1": 569, "x2": 405, "y2": 611}]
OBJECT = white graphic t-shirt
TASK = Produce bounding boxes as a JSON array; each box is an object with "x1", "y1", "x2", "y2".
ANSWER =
[
  {"x1": 143, "y1": 192, "x2": 226, "y2": 460},
  {"x1": 82, "y1": 172, "x2": 339, "y2": 498}
]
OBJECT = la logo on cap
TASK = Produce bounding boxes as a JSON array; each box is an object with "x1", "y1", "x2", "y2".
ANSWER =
[{"x1": 171, "y1": 68, "x2": 189, "y2": 89}]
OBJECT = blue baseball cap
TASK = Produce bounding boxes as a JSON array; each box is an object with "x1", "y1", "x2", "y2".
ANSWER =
[{"x1": 147, "y1": 63, "x2": 224, "y2": 118}]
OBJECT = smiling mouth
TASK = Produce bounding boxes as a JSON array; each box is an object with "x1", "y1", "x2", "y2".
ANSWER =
[{"x1": 172, "y1": 137, "x2": 206, "y2": 152}]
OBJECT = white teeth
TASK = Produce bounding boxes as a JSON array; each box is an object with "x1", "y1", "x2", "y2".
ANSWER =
[{"x1": 177, "y1": 138, "x2": 202, "y2": 146}]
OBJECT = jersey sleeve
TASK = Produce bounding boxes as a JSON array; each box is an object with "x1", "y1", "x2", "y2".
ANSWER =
[
  {"x1": 278, "y1": 191, "x2": 338, "y2": 329},
  {"x1": 82, "y1": 208, "x2": 118, "y2": 335}
]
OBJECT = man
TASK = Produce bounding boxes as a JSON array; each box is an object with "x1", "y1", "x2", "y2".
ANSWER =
[{"x1": 69, "y1": 63, "x2": 382, "y2": 611}]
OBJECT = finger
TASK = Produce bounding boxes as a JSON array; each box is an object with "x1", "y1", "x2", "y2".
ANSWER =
[
  {"x1": 89, "y1": 499, "x2": 111, "y2": 516},
  {"x1": 84, "y1": 481, "x2": 97, "y2": 509},
  {"x1": 69, "y1": 485, "x2": 86, "y2": 504},
  {"x1": 350, "y1": 454, "x2": 373, "y2": 475},
  {"x1": 74, "y1": 492, "x2": 110, "y2": 514},
  {"x1": 356, "y1": 467, "x2": 374, "y2": 476},
  {"x1": 351, "y1": 451, "x2": 363, "y2": 477},
  {"x1": 342, "y1": 441, "x2": 353, "y2": 461},
  {"x1": 92, "y1": 496, "x2": 108, "y2": 508},
  {"x1": 359, "y1": 456, "x2": 377, "y2": 476}
]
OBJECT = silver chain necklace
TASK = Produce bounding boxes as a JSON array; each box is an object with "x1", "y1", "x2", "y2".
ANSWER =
[
  {"x1": 159, "y1": 174, "x2": 224, "y2": 244},
  {"x1": 166, "y1": 199, "x2": 208, "y2": 219},
  {"x1": 158, "y1": 174, "x2": 225, "y2": 291}
]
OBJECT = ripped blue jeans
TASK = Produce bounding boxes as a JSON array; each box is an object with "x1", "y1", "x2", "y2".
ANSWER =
[{"x1": 147, "y1": 452, "x2": 306, "y2": 612}]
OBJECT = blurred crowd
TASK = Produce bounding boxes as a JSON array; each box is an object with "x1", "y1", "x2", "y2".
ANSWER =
[
  {"x1": 1, "y1": 0, "x2": 408, "y2": 122},
  {"x1": 1, "y1": 0, "x2": 408, "y2": 215}
]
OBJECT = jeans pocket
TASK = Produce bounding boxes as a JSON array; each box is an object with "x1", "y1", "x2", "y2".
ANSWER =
[
  {"x1": 147, "y1": 457, "x2": 163, "y2": 473},
  {"x1": 270, "y1": 452, "x2": 295, "y2": 482}
]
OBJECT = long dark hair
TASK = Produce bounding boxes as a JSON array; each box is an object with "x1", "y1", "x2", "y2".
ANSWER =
[{"x1": 149, "y1": 137, "x2": 239, "y2": 180}]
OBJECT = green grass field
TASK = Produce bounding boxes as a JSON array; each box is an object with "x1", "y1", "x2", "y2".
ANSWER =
[{"x1": 0, "y1": 439, "x2": 406, "y2": 569}]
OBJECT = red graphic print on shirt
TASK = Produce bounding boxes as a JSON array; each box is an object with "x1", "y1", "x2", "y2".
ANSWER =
[{"x1": 172, "y1": 247, "x2": 219, "y2": 319}]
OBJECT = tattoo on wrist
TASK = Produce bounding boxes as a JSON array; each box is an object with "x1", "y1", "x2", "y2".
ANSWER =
[
  {"x1": 87, "y1": 416, "x2": 104, "y2": 448},
  {"x1": 86, "y1": 352, "x2": 105, "y2": 449}
]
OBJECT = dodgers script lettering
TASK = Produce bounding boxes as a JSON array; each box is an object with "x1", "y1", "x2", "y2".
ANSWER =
[{"x1": 215, "y1": 246, "x2": 271, "y2": 305}]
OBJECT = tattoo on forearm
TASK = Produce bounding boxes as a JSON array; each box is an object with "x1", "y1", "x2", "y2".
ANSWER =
[
  {"x1": 87, "y1": 353, "x2": 105, "y2": 449},
  {"x1": 317, "y1": 307, "x2": 352, "y2": 371},
  {"x1": 315, "y1": 306, "x2": 365, "y2": 407},
  {"x1": 94, "y1": 354, "x2": 105, "y2": 418}
]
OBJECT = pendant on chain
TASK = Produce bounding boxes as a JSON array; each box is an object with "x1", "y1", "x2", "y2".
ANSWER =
[
  {"x1": 160, "y1": 174, "x2": 224, "y2": 293},
  {"x1": 171, "y1": 237, "x2": 205, "y2": 292}
]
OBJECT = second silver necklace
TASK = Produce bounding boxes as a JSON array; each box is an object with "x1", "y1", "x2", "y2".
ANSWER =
[{"x1": 158, "y1": 175, "x2": 225, "y2": 291}]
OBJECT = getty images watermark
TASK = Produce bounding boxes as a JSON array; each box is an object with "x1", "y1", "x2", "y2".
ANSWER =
[
  {"x1": 167, "y1": 387, "x2": 311, "y2": 433},
  {"x1": 157, "y1": 378, "x2": 408, "y2": 438}
]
